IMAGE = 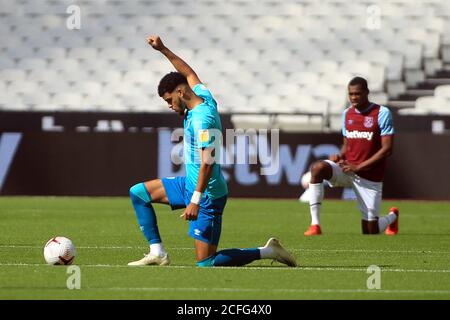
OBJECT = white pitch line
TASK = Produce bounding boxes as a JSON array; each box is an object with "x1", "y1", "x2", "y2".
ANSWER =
[
  {"x1": 0, "y1": 263, "x2": 449, "y2": 273},
  {"x1": 1, "y1": 245, "x2": 450, "y2": 255},
  {"x1": 297, "y1": 248, "x2": 450, "y2": 254},
  {"x1": 103, "y1": 287, "x2": 450, "y2": 294}
]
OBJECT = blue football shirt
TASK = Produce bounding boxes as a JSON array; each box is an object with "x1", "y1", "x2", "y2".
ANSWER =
[{"x1": 183, "y1": 84, "x2": 228, "y2": 199}]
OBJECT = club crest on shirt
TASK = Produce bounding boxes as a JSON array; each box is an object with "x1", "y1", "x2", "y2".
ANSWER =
[
  {"x1": 348, "y1": 119, "x2": 353, "y2": 125},
  {"x1": 363, "y1": 116, "x2": 374, "y2": 128}
]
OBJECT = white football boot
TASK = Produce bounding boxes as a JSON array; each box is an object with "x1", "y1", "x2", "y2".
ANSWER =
[
  {"x1": 127, "y1": 253, "x2": 170, "y2": 266},
  {"x1": 264, "y1": 238, "x2": 297, "y2": 267}
]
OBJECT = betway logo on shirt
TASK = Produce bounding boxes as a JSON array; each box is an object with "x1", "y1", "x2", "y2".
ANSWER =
[{"x1": 346, "y1": 130, "x2": 374, "y2": 141}]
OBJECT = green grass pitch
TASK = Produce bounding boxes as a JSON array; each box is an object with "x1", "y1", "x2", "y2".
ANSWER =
[{"x1": 0, "y1": 197, "x2": 449, "y2": 300}]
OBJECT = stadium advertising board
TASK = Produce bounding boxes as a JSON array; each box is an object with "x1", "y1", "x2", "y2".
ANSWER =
[{"x1": 0, "y1": 112, "x2": 449, "y2": 199}]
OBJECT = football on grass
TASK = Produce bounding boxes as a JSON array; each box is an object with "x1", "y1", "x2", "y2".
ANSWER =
[{"x1": 43, "y1": 236, "x2": 76, "y2": 265}]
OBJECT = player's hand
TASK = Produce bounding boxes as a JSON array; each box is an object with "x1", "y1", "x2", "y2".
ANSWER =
[
  {"x1": 329, "y1": 154, "x2": 342, "y2": 163},
  {"x1": 147, "y1": 35, "x2": 166, "y2": 51},
  {"x1": 339, "y1": 160, "x2": 360, "y2": 174},
  {"x1": 180, "y1": 203, "x2": 200, "y2": 221}
]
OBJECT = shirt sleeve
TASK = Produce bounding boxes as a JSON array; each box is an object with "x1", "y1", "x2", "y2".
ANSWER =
[
  {"x1": 378, "y1": 106, "x2": 394, "y2": 136},
  {"x1": 342, "y1": 108, "x2": 349, "y2": 137},
  {"x1": 192, "y1": 113, "x2": 218, "y2": 149},
  {"x1": 192, "y1": 84, "x2": 217, "y2": 107}
]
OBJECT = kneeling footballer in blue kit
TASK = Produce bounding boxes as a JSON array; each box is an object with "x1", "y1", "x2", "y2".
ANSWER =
[{"x1": 128, "y1": 35, "x2": 296, "y2": 268}]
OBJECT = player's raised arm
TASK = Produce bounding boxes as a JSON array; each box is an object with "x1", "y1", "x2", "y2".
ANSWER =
[{"x1": 147, "y1": 35, "x2": 201, "y2": 89}]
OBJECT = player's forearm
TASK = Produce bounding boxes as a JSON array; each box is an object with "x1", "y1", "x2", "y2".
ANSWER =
[
  {"x1": 160, "y1": 47, "x2": 197, "y2": 79},
  {"x1": 340, "y1": 145, "x2": 347, "y2": 160},
  {"x1": 195, "y1": 163, "x2": 214, "y2": 193},
  {"x1": 357, "y1": 146, "x2": 392, "y2": 171},
  {"x1": 338, "y1": 139, "x2": 347, "y2": 160}
]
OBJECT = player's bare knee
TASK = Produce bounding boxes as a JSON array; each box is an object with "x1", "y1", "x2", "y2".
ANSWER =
[{"x1": 310, "y1": 161, "x2": 331, "y2": 182}]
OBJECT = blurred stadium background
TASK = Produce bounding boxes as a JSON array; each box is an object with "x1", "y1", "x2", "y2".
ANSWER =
[{"x1": 0, "y1": 0, "x2": 449, "y2": 199}]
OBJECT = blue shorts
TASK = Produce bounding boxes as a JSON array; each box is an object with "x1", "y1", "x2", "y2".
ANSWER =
[{"x1": 161, "y1": 176, "x2": 227, "y2": 245}]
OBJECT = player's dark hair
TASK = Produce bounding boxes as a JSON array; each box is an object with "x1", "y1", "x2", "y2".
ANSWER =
[
  {"x1": 158, "y1": 72, "x2": 188, "y2": 97},
  {"x1": 348, "y1": 76, "x2": 369, "y2": 91}
]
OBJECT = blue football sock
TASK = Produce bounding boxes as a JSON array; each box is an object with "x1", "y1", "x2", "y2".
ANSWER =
[
  {"x1": 129, "y1": 183, "x2": 161, "y2": 244},
  {"x1": 197, "y1": 248, "x2": 261, "y2": 267}
]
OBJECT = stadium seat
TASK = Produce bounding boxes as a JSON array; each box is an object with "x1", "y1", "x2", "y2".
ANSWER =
[
  {"x1": 397, "y1": 28, "x2": 441, "y2": 58},
  {"x1": 233, "y1": 81, "x2": 266, "y2": 96},
  {"x1": 0, "y1": 58, "x2": 15, "y2": 69},
  {"x1": 40, "y1": 80, "x2": 71, "y2": 94},
  {"x1": 276, "y1": 114, "x2": 324, "y2": 132},
  {"x1": 132, "y1": 94, "x2": 168, "y2": 112},
  {"x1": 286, "y1": 71, "x2": 319, "y2": 86},
  {"x1": 32, "y1": 15, "x2": 64, "y2": 30},
  {"x1": 84, "y1": 93, "x2": 122, "y2": 112},
  {"x1": 104, "y1": 82, "x2": 143, "y2": 97},
  {"x1": 22, "y1": 92, "x2": 50, "y2": 109},
  {"x1": 123, "y1": 70, "x2": 153, "y2": 85},
  {"x1": 229, "y1": 48, "x2": 260, "y2": 64},
  {"x1": 324, "y1": 49, "x2": 357, "y2": 63},
  {"x1": 32, "y1": 103, "x2": 60, "y2": 112},
  {"x1": 283, "y1": 94, "x2": 328, "y2": 114},
  {"x1": 82, "y1": 58, "x2": 112, "y2": 72},
  {"x1": 269, "y1": 83, "x2": 302, "y2": 97},
  {"x1": 87, "y1": 36, "x2": 118, "y2": 48},
  {"x1": 35, "y1": 47, "x2": 66, "y2": 60},
  {"x1": 48, "y1": 58, "x2": 79, "y2": 72},
  {"x1": 0, "y1": 69, "x2": 26, "y2": 82},
  {"x1": 91, "y1": 70, "x2": 122, "y2": 84},
  {"x1": 99, "y1": 47, "x2": 129, "y2": 62},
  {"x1": 5, "y1": 47, "x2": 35, "y2": 60},
  {"x1": 113, "y1": 59, "x2": 144, "y2": 71},
  {"x1": 253, "y1": 16, "x2": 286, "y2": 32},
  {"x1": 218, "y1": 95, "x2": 248, "y2": 111},
  {"x1": 119, "y1": 94, "x2": 151, "y2": 111},
  {"x1": 67, "y1": 47, "x2": 99, "y2": 60},
  {"x1": 434, "y1": 85, "x2": 450, "y2": 99},
  {"x1": 321, "y1": 71, "x2": 353, "y2": 88},
  {"x1": 8, "y1": 81, "x2": 40, "y2": 94},
  {"x1": 260, "y1": 49, "x2": 292, "y2": 64},
  {"x1": 71, "y1": 81, "x2": 103, "y2": 96},
  {"x1": 51, "y1": 92, "x2": 85, "y2": 110},
  {"x1": 313, "y1": 39, "x2": 344, "y2": 53},
  {"x1": 16, "y1": 58, "x2": 47, "y2": 70},
  {"x1": 106, "y1": 25, "x2": 137, "y2": 38},
  {"x1": 412, "y1": 96, "x2": 450, "y2": 115},
  {"x1": 305, "y1": 60, "x2": 338, "y2": 74},
  {"x1": 250, "y1": 94, "x2": 282, "y2": 113},
  {"x1": 339, "y1": 60, "x2": 385, "y2": 92},
  {"x1": 369, "y1": 92, "x2": 389, "y2": 105},
  {"x1": 59, "y1": 69, "x2": 91, "y2": 82},
  {"x1": 0, "y1": 93, "x2": 22, "y2": 109},
  {"x1": 230, "y1": 114, "x2": 272, "y2": 130},
  {"x1": 55, "y1": 34, "x2": 88, "y2": 49},
  {"x1": 27, "y1": 69, "x2": 59, "y2": 83}
]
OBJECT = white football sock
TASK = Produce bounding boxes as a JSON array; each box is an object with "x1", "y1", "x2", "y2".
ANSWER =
[
  {"x1": 258, "y1": 246, "x2": 274, "y2": 259},
  {"x1": 309, "y1": 182, "x2": 324, "y2": 225},
  {"x1": 150, "y1": 243, "x2": 166, "y2": 256},
  {"x1": 377, "y1": 213, "x2": 397, "y2": 233}
]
